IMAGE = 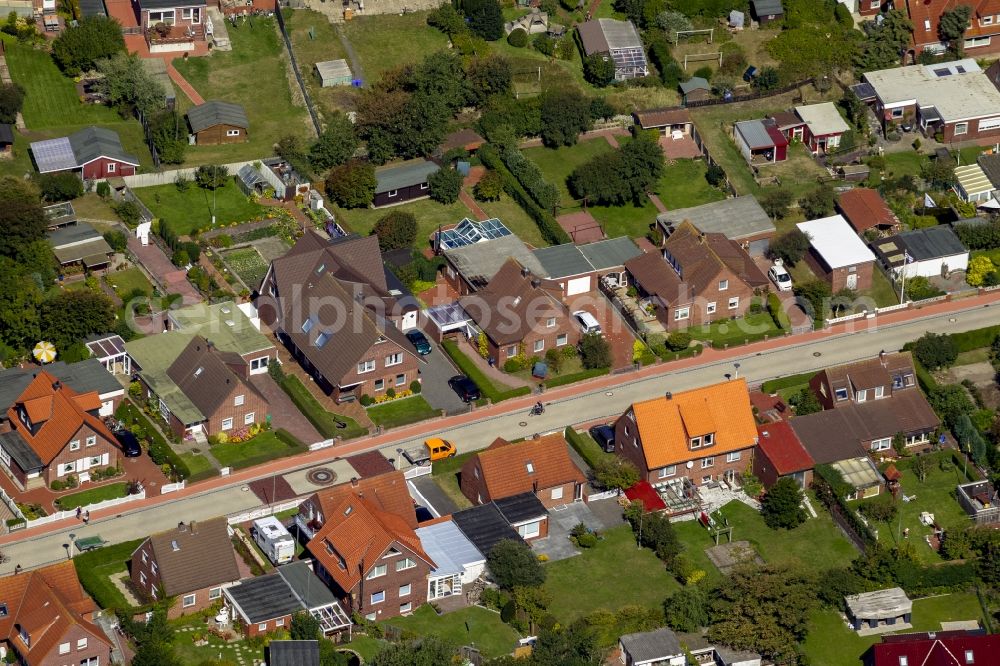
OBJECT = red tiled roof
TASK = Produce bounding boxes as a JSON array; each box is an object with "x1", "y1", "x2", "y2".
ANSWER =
[
  {"x1": 872, "y1": 631, "x2": 1000, "y2": 665},
  {"x1": 624, "y1": 481, "x2": 667, "y2": 512},
  {"x1": 311, "y1": 471, "x2": 416, "y2": 529},
  {"x1": 464, "y1": 433, "x2": 586, "y2": 501},
  {"x1": 756, "y1": 421, "x2": 813, "y2": 475},
  {"x1": 837, "y1": 188, "x2": 899, "y2": 233}
]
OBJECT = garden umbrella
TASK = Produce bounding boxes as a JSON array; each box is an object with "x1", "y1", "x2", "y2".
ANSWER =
[{"x1": 33, "y1": 341, "x2": 57, "y2": 364}]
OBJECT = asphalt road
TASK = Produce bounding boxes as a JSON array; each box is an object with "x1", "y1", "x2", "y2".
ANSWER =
[{"x1": 3, "y1": 298, "x2": 997, "y2": 572}]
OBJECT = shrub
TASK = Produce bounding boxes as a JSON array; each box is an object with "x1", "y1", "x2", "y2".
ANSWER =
[
  {"x1": 488, "y1": 539, "x2": 546, "y2": 590},
  {"x1": 372, "y1": 211, "x2": 418, "y2": 251},
  {"x1": 579, "y1": 332, "x2": 612, "y2": 369},
  {"x1": 767, "y1": 229, "x2": 811, "y2": 266},
  {"x1": 409, "y1": 380, "x2": 421, "y2": 394},
  {"x1": 474, "y1": 170, "x2": 504, "y2": 201},
  {"x1": 171, "y1": 249, "x2": 190, "y2": 267},
  {"x1": 95, "y1": 181, "x2": 111, "y2": 198},
  {"x1": 385, "y1": 387, "x2": 396, "y2": 399},
  {"x1": 859, "y1": 493, "x2": 898, "y2": 523},
  {"x1": 359, "y1": 394, "x2": 374, "y2": 407},
  {"x1": 665, "y1": 331, "x2": 692, "y2": 351},
  {"x1": 761, "y1": 477, "x2": 806, "y2": 529},
  {"x1": 913, "y1": 332, "x2": 958, "y2": 370},
  {"x1": 507, "y1": 27, "x2": 528, "y2": 47},
  {"x1": 594, "y1": 457, "x2": 639, "y2": 491},
  {"x1": 428, "y1": 167, "x2": 463, "y2": 204}
]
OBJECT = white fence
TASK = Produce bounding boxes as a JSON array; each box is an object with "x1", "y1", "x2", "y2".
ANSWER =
[
  {"x1": 160, "y1": 481, "x2": 186, "y2": 495},
  {"x1": 0, "y1": 485, "x2": 24, "y2": 524},
  {"x1": 227, "y1": 499, "x2": 301, "y2": 525},
  {"x1": 588, "y1": 489, "x2": 620, "y2": 502},
  {"x1": 22, "y1": 489, "x2": 146, "y2": 530},
  {"x1": 826, "y1": 301, "x2": 917, "y2": 327},
  {"x1": 309, "y1": 439, "x2": 336, "y2": 452},
  {"x1": 403, "y1": 464, "x2": 432, "y2": 480},
  {"x1": 117, "y1": 159, "x2": 274, "y2": 189}
]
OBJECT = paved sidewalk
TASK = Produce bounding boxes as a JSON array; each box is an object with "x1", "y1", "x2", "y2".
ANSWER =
[
  {"x1": 250, "y1": 374, "x2": 323, "y2": 445},
  {"x1": 127, "y1": 235, "x2": 201, "y2": 304},
  {"x1": 166, "y1": 61, "x2": 205, "y2": 105}
]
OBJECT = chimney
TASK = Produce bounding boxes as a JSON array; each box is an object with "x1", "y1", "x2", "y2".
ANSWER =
[
  {"x1": 189, "y1": 520, "x2": 197, "y2": 534},
  {"x1": 52, "y1": 380, "x2": 61, "y2": 391},
  {"x1": 665, "y1": 391, "x2": 672, "y2": 400},
  {"x1": 520, "y1": 266, "x2": 530, "y2": 277},
  {"x1": 530, "y1": 278, "x2": 541, "y2": 289},
  {"x1": 351, "y1": 477, "x2": 359, "y2": 487},
  {"x1": 177, "y1": 521, "x2": 186, "y2": 532}
]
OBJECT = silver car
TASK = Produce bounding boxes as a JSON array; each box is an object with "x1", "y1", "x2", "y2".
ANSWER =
[{"x1": 573, "y1": 310, "x2": 602, "y2": 335}]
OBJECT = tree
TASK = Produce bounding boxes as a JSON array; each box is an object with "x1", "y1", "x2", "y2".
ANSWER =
[
  {"x1": 579, "y1": 332, "x2": 612, "y2": 369},
  {"x1": 533, "y1": 32, "x2": 555, "y2": 56},
  {"x1": 939, "y1": 5, "x2": 972, "y2": 53},
  {"x1": 921, "y1": 156, "x2": 956, "y2": 188},
  {"x1": 309, "y1": 112, "x2": 358, "y2": 172},
  {"x1": 767, "y1": 229, "x2": 811, "y2": 266},
  {"x1": 474, "y1": 170, "x2": 504, "y2": 201},
  {"x1": 508, "y1": 27, "x2": 528, "y2": 47},
  {"x1": 96, "y1": 52, "x2": 165, "y2": 118},
  {"x1": 428, "y1": 167, "x2": 463, "y2": 204},
  {"x1": 0, "y1": 176, "x2": 46, "y2": 261},
  {"x1": 799, "y1": 185, "x2": 835, "y2": 219},
  {"x1": 791, "y1": 387, "x2": 821, "y2": 415},
  {"x1": 625, "y1": 503, "x2": 681, "y2": 563},
  {"x1": 657, "y1": 10, "x2": 693, "y2": 40},
  {"x1": 52, "y1": 15, "x2": 126, "y2": 76},
  {"x1": 913, "y1": 332, "x2": 958, "y2": 369},
  {"x1": 794, "y1": 279, "x2": 832, "y2": 320},
  {"x1": 194, "y1": 165, "x2": 229, "y2": 190},
  {"x1": 929, "y1": 383, "x2": 976, "y2": 429},
  {"x1": 761, "y1": 477, "x2": 807, "y2": 529},
  {"x1": 583, "y1": 54, "x2": 615, "y2": 87},
  {"x1": 325, "y1": 159, "x2": 376, "y2": 208},
  {"x1": 371, "y1": 211, "x2": 417, "y2": 251},
  {"x1": 751, "y1": 66, "x2": 780, "y2": 92},
  {"x1": 487, "y1": 539, "x2": 545, "y2": 590},
  {"x1": 663, "y1": 586, "x2": 709, "y2": 632},
  {"x1": 0, "y1": 82, "x2": 24, "y2": 124},
  {"x1": 149, "y1": 109, "x2": 187, "y2": 164},
  {"x1": 413, "y1": 50, "x2": 471, "y2": 113},
  {"x1": 855, "y1": 10, "x2": 912, "y2": 73},
  {"x1": 427, "y1": 3, "x2": 466, "y2": 37},
  {"x1": 355, "y1": 87, "x2": 448, "y2": 164},
  {"x1": 34, "y1": 172, "x2": 84, "y2": 202},
  {"x1": 540, "y1": 88, "x2": 591, "y2": 147},
  {"x1": 462, "y1": 0, "x2": 504, "y2": 41},
  {"x1": 529, "y1": 622, "x2": 603, "y2": 666},
  {"x1": 0, "y1": 262, "x2": 43, "y2": 351},
  {"x1": 466, "y1": 55, "x2": 513, "y2": 105},
  {"x1": 103, "y1": 230, "x2": 127, "y2": 253},
  {"x1": 966, "y1": 255, "x2": 995, "y2": 287},
  {"x1": 760, "y1": 188, "x2": 794, "y2": 219},
  {"x1": 568, "y1": 131, "x2": 665, "y2": 206},
  {"x1": 41, "y1": 290, "x2": 115, "y2": 349},
  {"x1": 290, "y1": 612, "x2": 321, "y2": 640},
  {"x1": 594, "y1": 457, "x2": 639, "y2": 491}
]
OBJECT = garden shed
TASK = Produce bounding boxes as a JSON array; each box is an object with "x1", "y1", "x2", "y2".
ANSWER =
[
  {"x1": 845, "y1": 587, "x2": 912, "y2": 634},
  {"x1": 236, "y1": 164, "x2": 269, "y2": 196},
  {"x1": 314, "y1": 59, "x2": 353, "y2": 87}
]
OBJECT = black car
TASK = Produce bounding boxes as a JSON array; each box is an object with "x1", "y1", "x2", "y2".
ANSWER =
[
  {"x1": 405, "y1": 329, "x2": 432, "y2": 355},
  {"x1": 115, "y1": 430, "x2": 142, "y2": 458},
  {"x1": 589, "y1": 424, "x2": 615, "y2": 453},
  {"x1": 448, "y1": 375, "x2": 481, "y2": 403}
]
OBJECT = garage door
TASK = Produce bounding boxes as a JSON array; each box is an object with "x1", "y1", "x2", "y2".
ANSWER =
[
  {"x1": 747, "y1": 239, "x2": 770, "y2": 257},
  {"x1": 566, "y1": 276, "x2": 591, "y2": 295}
]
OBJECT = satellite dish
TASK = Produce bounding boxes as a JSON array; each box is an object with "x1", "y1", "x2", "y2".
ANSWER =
[{"x1": 686, "y1": 461, "x2": 694, "y2": 469}]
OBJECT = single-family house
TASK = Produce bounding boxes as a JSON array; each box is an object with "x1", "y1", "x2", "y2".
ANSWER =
[
  {"x1": 314, "y1": 59, "x2": 353, "y2": 87},
  {"x1": 753, "y1": 421, "x2": 815, "y2": 490},
  {"x1": 957, "y1": 479, "x2": 1000, "y2": 525},
  {"x1": 30, "y1": 126, "x2": 138, "y2": 180},
  {"x1": 797, "y1": 215, "x2": 878, "y2": 292},
  {"x1": 656, "y1": 196, "x2": 776, "y2": 256},
  {"x1": 47, "y1": 222, "x2": 114, "y2": 274},
  {"x1": 415, "y1": 518, "x2": 487, "y2": 607},
  {"x1": 633, "y1": 108, "x2": 693, "y2": 136},
  {"x1": 861, "y1": 59, "x2": 1000, "y2": 142},
  {"x1": 373, "y1": 159, "x2": 440, "y2": 208},
  {"x1": 0, "y1": 371, "x2": 122, "y2": 491},
  {"x1": 907, "y1": 0, "x2": 1000, "y2": 57},
  {"x1": 576, "y1": 19, "x2": 649, "y2": 80},
  {"x1": 866, "y1": 630, "x2": 1000, "y2": 666},
  {"x1": 166, "y1": 300, "x2": 278, "y2": 373},
  {"x1": 619, "y1": 626, "x2": 762, "y2": 666},
  {"x1": 870, "y1": 226, "x2": 969, "y2": 279},
  {"x1": 137, "y1": 0, "x2": 207, "y2": 51},
  {"x1": 0, "y1": 561, "x2": 114, "y2": 666},
  {"x1": 679, "y1": 76, "x2": 711, "y2": 104},
  {"x1": 258, "y1": 231, "x2": 422, "y2": 403},
  {"x1": 846, "y1": 588, "x2": 912, "y2": 634},
  {"x1": 810, "y1": 351, "x2": 920, "y2": 411},
  {"x1": 187, "y1": 100, "x2": 249, "y2": 145},
  {"x1": 785, "y1": 102, "x2": 850, "y2": 155},
  {"x1": 0, "y1": 359, "x2": 124, "y2": 422},
  {"x1": 734, "y1": 118, "x2": 788, "y2": 165},
  {"x1": 625, "y1": 221, "x2": 768, "y2": 330},
  {"x1": 505, "y1": 9, "x2": 548, "y2": 35},
  {"x1": 750, "y1": 0, "x2": 783, "y2": 23},
  {"x1": 954, "y1": 163, "x2": 995, "y2": 203},
  {"x1": 127, "y1": 335, "x2": 268, "y2": 438},
  {"x1": 614, "y1": 379, "x2": 759, "y2": 488},
  {"x1": 836, "y1": 188, "x2": 901, "y2": 235},
  {"x1": 131, "y1": 518, "x2": 242, "y2": 618},
  {"x1": 458, "y1": 258, "x2": 580, "y2": 366},
  {"x1": 0, "y1": 123, "x2": 13, "y2": 159},
  {"x1": 460, "y1": 433, "x2": 588, "y2": 508}
]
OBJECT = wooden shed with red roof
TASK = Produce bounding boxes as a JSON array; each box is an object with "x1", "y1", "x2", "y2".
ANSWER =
[
  {"x1": 836, "y1": 188, "x2": 900, "y2": 235},
  {"x1": 753, "y1": 421, "x2": 814, "y2": 490}
]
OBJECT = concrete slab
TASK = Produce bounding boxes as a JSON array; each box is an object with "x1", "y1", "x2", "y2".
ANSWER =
[
  {"x1": 283, "y1": 459, "x2": 359, "y2": 496},
  {"x1": 532, "y1": 501, "x2": 604, "y2": 562},
  {"x1": 587, "y1": 497, "x2": 627, "y2": 530},
  {"x1": 408, "y1": 475, "x2": 460, "y2": 518}
]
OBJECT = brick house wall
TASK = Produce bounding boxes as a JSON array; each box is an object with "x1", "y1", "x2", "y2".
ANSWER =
[
  {"x1": 803, "y1": 250, "x2": 874, "y2": 292},
  {"x1": 241, "y1": 613, "x2": 292, "y2": 637},
  {"x1": 81, "y1": 158, "x2": 136, "y2": 180},
  {"x1": 510, "y1": 516, "x2": 549, "y2": 541},
  {"x1": 32, "y1": 622, "x2": 113, "y2": 666},
  {"x1": 46, "y1": 423, "x2": 120, "y2": 486},
  {"x1": 203, "y1": 381, "x2": 269, "y2": 436},
  {"x1": 753, "y1": 451, "x2": 814, "y2": 490},
  {"x1": 195, "y1": 124, "x2": 248, "y2": 145},
  {"x1": 335, "y1": 340, "x2": 421, "y2": 402},
  {"x1": 489, "y1": 318, "x2": 581, "y2": 369},
  {"x1": 535, "y1": 481, "x2": 585, "y2": 508},
  {"x1": 131, "y1": 540, "x2": 228, "y2": 619},
  {"x1": 313, "y1": 544, "x2": 432, "y2": 621},
  {"x1": 141, "y1": 4, "x2": 203, "y2": 30},
  {"x1": 647, "y1": 267, "x2": 757, "y2": 332}
]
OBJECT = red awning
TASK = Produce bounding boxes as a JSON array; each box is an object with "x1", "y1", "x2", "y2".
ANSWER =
[{"x1": 624, "y1": 481, "x2": 667, "y2": 512}]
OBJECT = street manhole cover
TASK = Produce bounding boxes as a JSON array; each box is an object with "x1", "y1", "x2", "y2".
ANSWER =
[
  {"x1": 307, "y1": 468, "x2": 337, "y2": 486},
  {"x1": 813, "y1": 352, "x2": 822, "y2": 357}
]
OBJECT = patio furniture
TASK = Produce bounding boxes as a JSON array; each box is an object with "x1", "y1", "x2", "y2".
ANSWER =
[{"x1": 74, "y1": 535, "x2": 108, "y2": 552}]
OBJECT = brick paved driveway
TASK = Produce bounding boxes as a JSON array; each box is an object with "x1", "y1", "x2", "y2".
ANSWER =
[
  {"x1": 250, "y1": 375, "x2": 323, "y2": 445},
  {"x1": 566, "y1": 292, "x2": 638, "y2": 370}
]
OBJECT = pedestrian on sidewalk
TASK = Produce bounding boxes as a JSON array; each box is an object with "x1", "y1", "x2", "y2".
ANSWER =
[
  {"x1": 76, "y1": 507, "x2": 82, "y2": 520},
  {"x1": 83, "y1": 510, "x2": 90, "y2": 524}
]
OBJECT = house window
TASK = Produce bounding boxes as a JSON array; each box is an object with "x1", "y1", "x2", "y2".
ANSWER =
[
  {"x1": 60, "y1": 642, "x2": 70, "y2": 655},
  {"x1": 728, "y1": 296, "x2": 740, "y2": 310},
  {"x1": 258, "y1": 623, "x2": 267, "y2": 632},
  {"x1": 107, "y1": 162, "x2": 116, "y2": 174},
  {"x1": 726, "y1": 451, "x2": 741, "y2": 463},
  {"x1": 701, "y1": 457, "x2": 715, "y2": 468},
  {"x1": 366, "y1": 564, "x2": 387, "y2": 579},
  {"x1": 701, "y1": 475, "x2": 713, "y2": 484},
  {"x1": 396, "y1": 373, "x2": 406, "y2": 386},
  {"x1": 835, "y1": 388, "x2": 849, "y2": 401},
  {"x1": 506, "y1": 345, "x2": 517, "y2": 357},
  {"x1": 385, "y1": 353, "x2": 403, "y2": 367},
  {"x1": 370, "y1": 591, "x2": 385, "y2": 604},
  {"x1": 396, "y1": 558, "x2": 415, "y2": 571},
  {"x1": 250, "y1": 357, "x2": 269, "y2": 372},
  {"x1": 869, "y1": 0, "x2": 878, "y2": 7},
  {"x1": 374, "y1": 379, "x2": 385, "y2": 392},
  {"x1": 89, "y1": 456, "x2": 101, "y2": 466},
  {"x1": 221, "y1": 418, "x2": 233, "y2": 431},
  {"x1": 871, "y1": 438, "x2": 892, "y2": 451},
  {"x1": 659, "y1": 465, "x2": 676, "y2": 478},
  {"x1": 151, "y1": 563, "x2": 157, "y2": 574},
  {"x1": 77, "y1": 638, "x2": 88, "y2": 650},
  {"x1": 399, "y1": 583, "x2": 411, "y2": 596},
  {"x1": 955, "y1": 122, "x2": 969, "y2": 135},
  {"x1": 400, "y1": 601, "x2": 413, "y2": 613},
  {"x1": 891, "y1": 108, "x2": 904, "y2": 118},
  {"x1": 234, "y1": 394, "x2": 244, "y2": 406},
  {"x1": 517, "y1": 521, "x2": 541, "y2": 539},
  {"x1": 182, "y1": 594, "x2": 196, "y2": 607},
  {"x1": 148, "y1": 9, "x2": 175, "y2": 23},
  {"x1": 387, "y1": 190, "x2": 398, "y2": 198},
  {"x1": 181, "y1": 6, "x2": 200, "y2": 22},
  {"x1": 706, "y1": 302, "x2": 717, "y2": 314},
  {"x1": 142, "y1": 552, "x2": 148, "y2": 564},
  {"x1": 62, "y1": 463, "x2": 76, "y2": 475},
  {"x1": 276, "y1": 618, "x2": 285, "y2": 627},
  {"x1": 86, "y1": 435, "x2": 96, "y2": 447},
  {"x1": 856, "y1": 389, "x2": 867, "y2": 402},
  {"x1": 358, "y1": 360, "x2": 375, "y2": 374},
  {"x1": 718, "y1": 279, "x2": 729, "y2": 291},
  {"x1": 704, "y1": 433, "x2": 714, "y2": 445},
  {"x1": 209, "y1": 587, "x2": 221, "y2": 600},
  {"x1": 982, "y1": 16, "x2": 993, "y2": 25},
  {"x1": 420, "y1": 182, "x2": 429, "y2": 190},
  {"x1": 551, "y1": 487, "x2": 564, "y2": 500},
  {"x1": 546, "y1": 317, "x2": 556, "y2": 328},
  {"x1": 674, "y1": 307, "x2": 690, "y2": 321},
  {"x1": 691, "y1": 437, "x2": 702, "y2": 449},
  {"x1": 965, "y1": 650, "x2": 974, "y2": 663},
  {"x1": 226, "y1": 129, "x2": 240, "y2": 137},
  {"x1": 244, "y1": 412, "x2": 255, "y2": 425},
  {"x1": 70, "y1": 440, "x2": 81, "y2": 451},
  {"x1": 900, "y1": 658, "x2": 908, "y2": 666},
  {"x1": 533, "y1": 339, "x2": 544, "y2": 353},
  {"x1": 874, "y1": 386, "x2": 885, "y2": 399},
  {"x1": 81, "y1": 659, "x2": 99, "y2": 666},
  {"x1": 556, "y1": 333, "x2": 568, "y2": 346}
]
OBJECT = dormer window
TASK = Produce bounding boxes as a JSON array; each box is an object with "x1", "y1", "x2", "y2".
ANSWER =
[
  {"x1": 965, "y1": 650, "x2": 974, "y2": 664},
  {"x1": 691, "y1": 437, "x2": 702, "y2": 449},
  {"x1": 17, "y1": 625, "x2": 28, "y2": 647},
  {"x1": 834, "y1": 388, "x2": 849, "y2": 401},
  {"x1": 856, "y1": 389, "x2": 867, "y2": 402},
  {"x1": 704, "y1": 433, "x2": 714, "y2": 446},
  {"x1": 899, "y1": 658, "x2": 908, "y2": 666},
  {"x1": 526, "y1": 461, "x2": 534, "y2": 473},
  {"x1": 983, "y1": 15, "x2": 993, "y2": 25}
]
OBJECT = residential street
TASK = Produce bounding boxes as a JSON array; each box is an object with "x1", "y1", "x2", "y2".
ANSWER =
[{"x1": 2, "y1": 295, "x2": 998, "y2": 572}]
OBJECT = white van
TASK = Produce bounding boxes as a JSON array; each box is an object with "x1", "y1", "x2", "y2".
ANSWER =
[
  {"x1": 251, "y1": 516, "x2": 295, "y2": 565},
  {"x1": 572, "y1": 310, "x2": 603, "y2": 335}
]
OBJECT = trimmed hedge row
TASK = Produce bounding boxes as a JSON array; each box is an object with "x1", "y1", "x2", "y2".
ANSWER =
[
  {"x1": 564, "y1": 426, "x2": 607, "y2": 470},
  {"x1": 545, "y1": 367, "x2": 609, "y2": 388},
  {"x1": 813, "y1": 463, "x2": 877, "y2": 549},
  {"x1": 479, "y1": 144, "x2": 571, "y2": 245},
  {"x1": 760, "y1": 371, "x2": 818, "y2": 395},
  {"x1": 952, "y1": 324, "x2": 1000, "y2": 353},
  {"x1": 74, "y1": 538, "x2": 146, "y2": 612},
  {"x1": 279, "y1": 375, "x2": 367, "y2": 440},
  {"x1": 498, "y1": 145, "x2": 559, "y2": 210},
  {"x1": 116, "y1": 402, "x2": 191, "y2": 480},
  {"x1": 441, "y1": 339, "x2": 532, "y2": 403}
]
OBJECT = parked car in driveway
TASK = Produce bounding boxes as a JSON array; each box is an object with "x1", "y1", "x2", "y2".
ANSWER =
[
  {"x1": 405, "y1": 329, "x2": 432, "y2": 355},
  {"x1": 115, "y1": 430, "x2": 142, "y2": 457},
  {"x1": 448, "y1": 375, "x2": 481, "y2": 402},
  {"x1": 768, "y1": 260, "x2": 792, "y2": 292},
  {"x1": 573, "y1": 310, "x2": 602, "y2": 335},
  {"x1": 588, "y1": 424, "x2": 615, "y2": 453}
]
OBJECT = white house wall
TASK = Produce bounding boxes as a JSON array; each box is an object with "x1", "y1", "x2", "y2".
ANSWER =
[{"x1": 902, "y1": 252, "x2": 970, "y2": 279}]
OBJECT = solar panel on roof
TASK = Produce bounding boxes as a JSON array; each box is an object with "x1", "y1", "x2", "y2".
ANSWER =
[
  {"x1": 31, "y1": 137, "x2": 78, "y2": 173},
  {"x1": 428, "y1": 302, "x2": 471, "y2": 327},
  {"x1": 436, "y1": 217, "x2": 512, "y2": 250}
]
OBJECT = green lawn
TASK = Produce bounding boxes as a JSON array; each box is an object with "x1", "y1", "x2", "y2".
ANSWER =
[
  {"x1": 384, "y1": 604, "x2": 520, "y2": 659},
  {"x1": 688, "y1": 309, "x2": 783, "y2": 348},
  {"x1": 222, "y1": 247, "x2": 269, "y2": 289},
  {"x1": 801, "y1": 593, "x2": 985, "y2": 666},
  {"x1": 283, "y1": 8, "x2": 352, "y2": 119},
  {"x1": 334, "y1": 198, "x2": 472, "y2": 251},
  {"x1": 366, "y1": 395, "x2": 439, "y2": 429},
  {"x1": 179, "y1": 452, "x2": 216, "y2": 481},
  {"x1": 523, "y1": 139, "x2": 615, "y2": 206},
  {"x1": 865, "y1": 269, "x2": 901, "y2": 308},
  {"x1": 279, "y1": 375, "x2": 367, "y2": 439},
  {"x1": 955, "y1": 348, "x2": 992, "y2": 365},
  {"x1": 174, "y1": 18, "x2": 313, "y2": 165},
  {"x1": 654, "y1": 159, "x2": 726, "y2": 210},
  {"x1": 210, "y1": 429, "x2": 307, "y2": 470},
  {"x1": 106, "y1": 268, "x2": 154, "y2": 297},
  {"x1": 56, "y1": 482, "x2": 129, "y2": 510},
  {"x1": 856, "y1": 451, "x2": 978, "y2": 564},
  {"x1": 135, "y1": 183, "x2": 266, "y2": 235},
  {"x1": 586, "y1": 198, "x2": 661, "y2": 240},
  {"x1": 431, "y1": 449, "x2": 476, "y2": 510},
  {"x1": 478, "y1": 192, "x2": 547, "y2": 248},
  {"x1": 72, "y1": 193, "x2": 120, "y2": 221},
  {"x1": 171, "y1": 613, "x2": 264, "y2": 664},
  {"x1": 341, "y1": 11, "x2": 450, "y2": 80},
  {"x1": 73, "y1": 538, "x2": 144, "y2": 610},
  {"x1": 879, "y1": 151, "x2": 926, "y2": 179},
  {"x1": 544, "y1": 524, "x2": 679, "y2": 622}
]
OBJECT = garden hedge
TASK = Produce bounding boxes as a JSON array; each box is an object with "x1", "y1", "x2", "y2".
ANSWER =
[
  {"x1": 441, "y1": 340, "x2": 531, "y2": 403},
  {"x1": 545, "y1": 367, "x2": 609, "y2": 388},
  {"x1": 760, "y1": 371, "x2": 817, "y2": 395},
  {"x1": 564, "y1": 426, "x2": 606, "y2": 470}
]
